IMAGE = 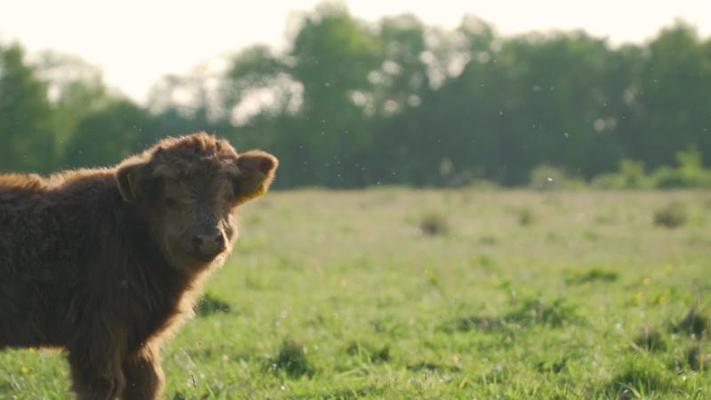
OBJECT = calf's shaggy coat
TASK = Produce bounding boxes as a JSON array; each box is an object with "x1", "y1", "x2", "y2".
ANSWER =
[{"x1": 0, "y1": 133, "x2": 278, "y2": 399}]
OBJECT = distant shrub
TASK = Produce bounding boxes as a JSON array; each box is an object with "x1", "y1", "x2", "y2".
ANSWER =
[
  {"x1": 591, "y1": 149, "x2": 711, "y2": 189},
  {"x1": 419, "y1": 212, "x2": 449, "y2": 236},
  {"x1": 651, "y1": 148, "x2": 711, "y2": 189},
  {"x1": 653, "y1": 202, "x2": 687, "y2": 228},
  {"x1": 529, "y1": 165, "x2": 584, "y2": 191},
  {"x1": 590, "y1": 174, "x2": 622, "y2": 189},
  {"x1": 651, "y1": 166, "x2": 687, "y2": 189},
  {"x1": 591, "y1": 160, "x2": 652, "y2": 189},
  {"x1": 619, "y1": 159, "x2": 648, "y2": 187},
  {"x1": 465, "y1": 179, "x2": 500, "y2": 190},
  {"x1": 517, "y1": 208, "x2": 535, "y2": 226}
]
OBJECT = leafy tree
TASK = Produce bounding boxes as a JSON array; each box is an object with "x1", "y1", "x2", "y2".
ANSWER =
[
  {"x1": 633, "y1": 23, "x2": 711, "y2": 168},
  {"x1": 34, "y1": 51, "x2": 112, "y2": 163},
  {"x1": 0, "y1": 43, "x2": 54, "y2": 172},
  {"x1": 63, "y1": 99, "x2": 158, "y2": 168},
  {"x1": 4, "y1": 4, "x2": 711, "y2": 188}
]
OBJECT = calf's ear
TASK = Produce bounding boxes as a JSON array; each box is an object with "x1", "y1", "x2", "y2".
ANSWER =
[
  {"x1": 231, "y1": 150, "x2": 278, "y2": 204},
  {"x1": 116, "y1": 160, "x2": 148, "y2": 203}
]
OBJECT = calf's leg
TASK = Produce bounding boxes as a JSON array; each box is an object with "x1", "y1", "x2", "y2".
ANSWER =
[
  {"x1": 121, "y1": 346, "x2": 164, "y2": 400},
  {"x1": 68, "y1": 351, "x2": 126, "y2": 400}
]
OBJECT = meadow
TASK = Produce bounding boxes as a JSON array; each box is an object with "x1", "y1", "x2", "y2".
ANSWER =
[{"x1": 1, "y1": 189, "x2": 710, "y2": 399}]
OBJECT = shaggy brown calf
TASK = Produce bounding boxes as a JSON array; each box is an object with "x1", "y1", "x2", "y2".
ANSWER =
[{"x1": 0, "y1": 133, "x2": 278, "y2": 399}]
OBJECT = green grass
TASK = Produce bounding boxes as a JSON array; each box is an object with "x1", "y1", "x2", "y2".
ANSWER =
[{"x1": 2, "y1": 189, "x2": 711, "y2": 399}]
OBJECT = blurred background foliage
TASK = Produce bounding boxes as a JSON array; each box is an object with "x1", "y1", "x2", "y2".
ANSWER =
[{"x1": 1, "y1": 2, "x2": 711, "y2": 188}]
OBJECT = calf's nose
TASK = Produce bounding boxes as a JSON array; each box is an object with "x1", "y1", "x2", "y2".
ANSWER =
[{"x1": 193, "y1": 231, "x2": 227, "y2": 255}]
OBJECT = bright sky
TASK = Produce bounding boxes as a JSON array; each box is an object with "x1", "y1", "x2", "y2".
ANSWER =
[{"x1": 2, "y1": 0, "x2": 710, "y2": 103}]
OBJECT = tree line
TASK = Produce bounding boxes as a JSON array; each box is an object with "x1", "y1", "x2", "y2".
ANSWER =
[{"x1": 1, "y1": 3, "x2": 711, "y2": 188}]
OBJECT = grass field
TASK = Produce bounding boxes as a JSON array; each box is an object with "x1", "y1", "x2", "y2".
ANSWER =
[{"x1": 1, "y1": 189, "x2": 710, "y2": 399}]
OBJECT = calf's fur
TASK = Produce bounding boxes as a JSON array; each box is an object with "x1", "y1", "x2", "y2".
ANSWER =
[{"x1": 0, "y1": 133, "x2": 277, "y2": 399}]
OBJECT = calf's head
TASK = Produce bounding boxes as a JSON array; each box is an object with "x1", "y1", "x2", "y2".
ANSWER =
[{"x1": 115, "y1": 133, "x2": 277, "y2": 271}]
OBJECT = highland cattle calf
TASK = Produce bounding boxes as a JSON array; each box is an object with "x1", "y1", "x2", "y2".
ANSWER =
[{"x1": 0, "y1": 133, "x2": 278, "y2": 399}]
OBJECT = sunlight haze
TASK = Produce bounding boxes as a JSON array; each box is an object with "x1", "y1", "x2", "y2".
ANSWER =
[{"x1": 1, "y1": 0, "x2": 710, "y2": 102}]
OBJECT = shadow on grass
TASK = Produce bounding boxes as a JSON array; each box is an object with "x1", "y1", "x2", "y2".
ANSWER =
[
  {"x1": 685, "y1": 345, "x2": 709, "y2": 371},
  {"x1": 602, "y1": 361, "x2": 674, "y2": 399},
  {"x1": 565, "y1": 267, "x2": 619, "y2": 285},
  {"x1": 441, "y1": 296, "x2": 582, "y2": 334},
  {"x1": 195, "y1": 292, "x2": 231, "y2": 317},
  {"x1": 670, "y1": 306, "x2": 709, "y2": 338},
  {"x1": 632, "y1": 326, "x2": 667, "y2": 352},
  {"x1": 534, "y1": 357, "x2": 568, "y2": 374},
  {"x1": 345, "y1": 341, "x2": 390, "y2": 364},
  {"x1": 265, "y1": 338, "x2": 315, "y2": 379}
]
